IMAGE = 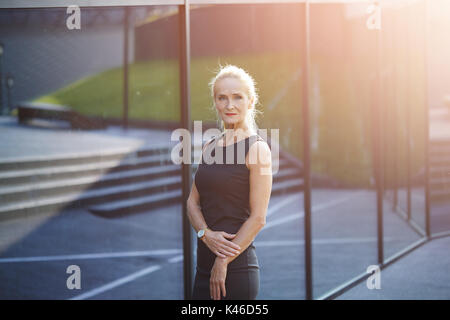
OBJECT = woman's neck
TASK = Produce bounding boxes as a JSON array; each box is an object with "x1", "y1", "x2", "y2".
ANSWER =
[{"x1": 222, "y1": 122, "x2": 254, "y2": 144}]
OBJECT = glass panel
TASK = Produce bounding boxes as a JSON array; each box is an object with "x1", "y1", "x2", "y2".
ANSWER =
[
  {"x1": 310, "y1": 2, "x2": 378, "y2": 298},
  {"x1": 382, "y1": 2, "x2": 426, "y2": 259},
  {"x1": 408, "y1": 2, "x2": 427, "y2": 234},
  {"x1": 0, "y1": 5, "x2": 182, "y2": 299},
  {"x1": 428, "y1": 0, "x2": 450, "y2": 234},
  {"x1": 190, "y1": 3, "x2": 305, "y2": 299}
]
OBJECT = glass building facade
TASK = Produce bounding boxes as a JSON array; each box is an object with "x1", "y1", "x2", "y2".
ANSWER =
[{"x1": 0, "y1": 0, "x2": 448, "y2": 300}]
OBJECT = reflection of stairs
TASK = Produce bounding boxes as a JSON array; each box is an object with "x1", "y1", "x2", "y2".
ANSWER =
[
  {"x1": 271, "y1": 152, "x2": 304, "y2": 195},
  {"x1": 0, "y1": 145, "x2": 180, "y2": 220},
  {"x1": 429, "y1": 139, "x2": 450, "y2": 202},
  {"x1": 0, "y1": 144, "x2": 305, "y2": 220}
]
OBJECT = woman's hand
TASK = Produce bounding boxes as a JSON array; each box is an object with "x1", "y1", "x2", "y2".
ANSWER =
[
  {"x1": 210, "y1": 257, "x2": 228, "y2": 300},
  {"x1": 203, "y1": 229, "x2": 241, "y2": 258}
]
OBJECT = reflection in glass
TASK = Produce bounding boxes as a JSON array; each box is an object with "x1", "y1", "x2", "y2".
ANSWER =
[
  {"x1": 310, "y1": 2, "x2": 379, "y2": 298},
  {"x1": 382, "y1": 2, "x2": 426, "y2": 259},
  {"x1": 0, "y1": 6, "x2": 183, "y2": 299},
  {"x1": 190, "y1": 3, "x2": 305, "y2": 299},
  {"x1": 428, "y1": 0, "x2": 450, "y2": 235}
]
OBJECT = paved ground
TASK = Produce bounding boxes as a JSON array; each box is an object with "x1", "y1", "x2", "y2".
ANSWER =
[
  {"x1": 0, "y1": 115, "x2": 449, "y2": 300},
  {"x1": 337, "y1": 236, "x2": 450, "y2": 300},
  {"x1": 0, "y1": 188, "x2": 443, "y2": 300},
  {"x1": 0, "y1": 116, "x2": 173, "y2": 160}
]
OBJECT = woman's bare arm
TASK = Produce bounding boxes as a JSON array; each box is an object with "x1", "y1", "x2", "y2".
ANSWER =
[{"x1": 186, "y1": 181, "x2": 208, "y2": 233}]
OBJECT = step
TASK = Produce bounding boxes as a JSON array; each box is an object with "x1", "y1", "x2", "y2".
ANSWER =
[
  {"x1": 0, "y1": 148, "x2": 132, "y2": 172},
  {"x1": 429, "y1": 177, "x2": 450, "y2": 190},
  {"x1": 429, "y1": 139, "x2": 450, "y2": 149},
  {"x1": 429, "y1": 155, "x2": 450, "y2": 166},
  {"x1": 429, "y1": 145, "x2": 450, "y2": 153},
  {"x1": 429, "y1": 147, "x2": 450, "y2": 156},
  {"x1": 430, "y1": 173, "x2": 450, "y2": 183},
  {"x1": 0, "y1": 153, "x2": 175, "y2": 186},
  {"x1": 429, "y1": 148, "x2": 450, "y2": 157},
  {"x1": 0, "y1": 175, "x2": 182, "y2": 220},
  {"x1": 88, "y1": 189, "x2": 182, "y2": 217},
  {"x1": 135, "y1": 145, "x2": 173, "y2": 158},
  {"x1": 271, "y1": 178, "x2": 304, "y2": 196},
  {"x1": 96, "y1": 164, "x2": 180, "y2": 187},
  {"x1": 0, "y1": 144, "x2": 173, "y2": 171},
  {"x1": 108, "y1": 153, "x2": 174, "y2": 173},
  {"x1": 67, "y1": 175, "x2": 181, "y2": 205},
  {"x1": 0, "y1": 156, "x2": 179, "y2": 188},
  {"x1": 89, "y1": 175, "x2": 304, "y2": 218},
  {"x1": 430, "y1": 188, "x2": 450, "y2": 202},
  {"x1": 273, "y1": 167, "x2": 302, "y2": 182},
  {"x1": 0, "y1": 165, "x2": 181, "y2": 203},
  {"x1": 272, "y1": 158, "x2": 292, "y2": 169},
  {"x1": 430, "y1": 166, "x2": 450, "y2": 177},
  {"x1": 0, "y1": 175, "x2": 305, "y2": 221}
]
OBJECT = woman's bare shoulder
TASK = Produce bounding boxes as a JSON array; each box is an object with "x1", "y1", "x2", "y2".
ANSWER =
[{"x1": 247, "y1": 139, "x2": 272, "y2": 169}]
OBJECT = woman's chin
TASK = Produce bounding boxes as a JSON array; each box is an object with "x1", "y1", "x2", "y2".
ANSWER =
[
  {"x1": 223, "y1": 121, "x2": 236, "y2": 127},
  {"x1": 222, "y1": 119, "x2": 247, "y2": 130}
]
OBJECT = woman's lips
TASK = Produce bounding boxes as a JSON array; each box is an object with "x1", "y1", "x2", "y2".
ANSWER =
[{"x1": 225, "y1": 113, "x2": 237, "y2": 116}]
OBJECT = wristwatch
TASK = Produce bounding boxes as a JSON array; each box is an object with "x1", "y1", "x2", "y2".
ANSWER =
[{"x1": 197, "y1": 228, "x2": 208, "y2": 240}]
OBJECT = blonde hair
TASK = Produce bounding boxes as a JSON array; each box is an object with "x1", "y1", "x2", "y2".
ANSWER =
[{"x1": 208, "y1": 64, "x2": 261, "y2": 134}]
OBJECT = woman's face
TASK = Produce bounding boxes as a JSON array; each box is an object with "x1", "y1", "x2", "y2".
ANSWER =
[{"x1": 214, "y1": 77, "x2": 253, "y2": 130}]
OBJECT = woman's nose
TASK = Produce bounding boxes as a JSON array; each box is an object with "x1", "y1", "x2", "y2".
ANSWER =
[
  {"x1": 227, "y1": 99, "x2": 237, "y2": 108},
  {"x1": 225, "y1": 101, "x2": 234, "y2": 109}
]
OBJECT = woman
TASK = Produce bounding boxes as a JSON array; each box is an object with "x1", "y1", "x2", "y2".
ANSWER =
[{"x1": 187, "y1": 65, "x2": 272, "y2": 300}]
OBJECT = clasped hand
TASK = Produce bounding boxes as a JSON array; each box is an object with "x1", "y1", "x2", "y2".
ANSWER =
[
  {"x1": 203, "y1": 229, "x2": 241, "y2": 300},
  {"x1": 202, "y1": 229, "x2": 241, "y2": 258}
]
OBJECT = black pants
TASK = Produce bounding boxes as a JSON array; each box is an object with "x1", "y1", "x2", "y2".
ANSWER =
[{"x1": 192, "y1": 267, "x2": 260, "y2": 300}]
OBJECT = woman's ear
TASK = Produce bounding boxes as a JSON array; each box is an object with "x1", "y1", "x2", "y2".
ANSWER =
[{"x1": 248, "y1": 96, "x2": 254, "y2": 109}]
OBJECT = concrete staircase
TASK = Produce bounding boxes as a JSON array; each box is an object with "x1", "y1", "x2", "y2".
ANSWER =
[
  {"x1": 0, "y1": 144, "x2": 304, "y2": 220},
  {"x1": 0, "y1": 145, "x2": 179, "y2": 220},
  {"x1": 429, "y1": 139, "x2": 450, "y2": 203}
]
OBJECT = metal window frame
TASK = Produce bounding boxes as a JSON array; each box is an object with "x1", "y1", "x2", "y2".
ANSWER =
[
  {"x1": 178, "y1": 1, "x2": 194, "y2": 299},
  {"x1": 0, "y1": 0, "x2": 427, "y2": 8}
]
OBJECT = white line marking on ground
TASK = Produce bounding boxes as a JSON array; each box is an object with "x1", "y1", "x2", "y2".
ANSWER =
[
  {"x1": 412, "y1": 194, "x2": 426, "y2": 203},
  {"x1": 1, "y1": 192, "x2": 362, "y2": 264},
  {"x1": 69, "y1": 253, "x2": 186, "y2": 300},
  {"x1": 264, "y1": 213, "x2": 304, "y2": 231},
  {"x1": 69, "y1": 265, "x2": 162, "y2": 300},
  {"x1": 168, "y1": 254, "x2": 184, "y2": 263},
  {"x1": 266, "y1": 194, "x2": 299, "y2": 218},
  {"x1": 12, "y1": 190, "x2": 365, "y2": 300},
  {"x1": 62, "y1": 190, "x2": 371, "y2": 300},
  {"x1": 0, "y1": 249, "x2": 182, "y2": 263},
  {"x1": 263, "y1": 191, "x2": 364, "y2": 232}
]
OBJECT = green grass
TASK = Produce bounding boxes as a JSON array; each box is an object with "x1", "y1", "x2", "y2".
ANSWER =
[
  {"x1": 35, "y1": 51, "x2": 302, "y2": 124},
  {"x1": 35, "y1": 60, "x2": 180, "y2": 121}
]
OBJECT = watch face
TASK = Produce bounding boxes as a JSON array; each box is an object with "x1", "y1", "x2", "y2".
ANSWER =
[{"x1": 197, "y1": 229, "x2": 205, "y2": 238}]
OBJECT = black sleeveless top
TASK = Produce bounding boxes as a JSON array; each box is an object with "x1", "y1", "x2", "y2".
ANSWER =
[{"x1": 194, "y1": 134, "x2": 264, "y2": 273}]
